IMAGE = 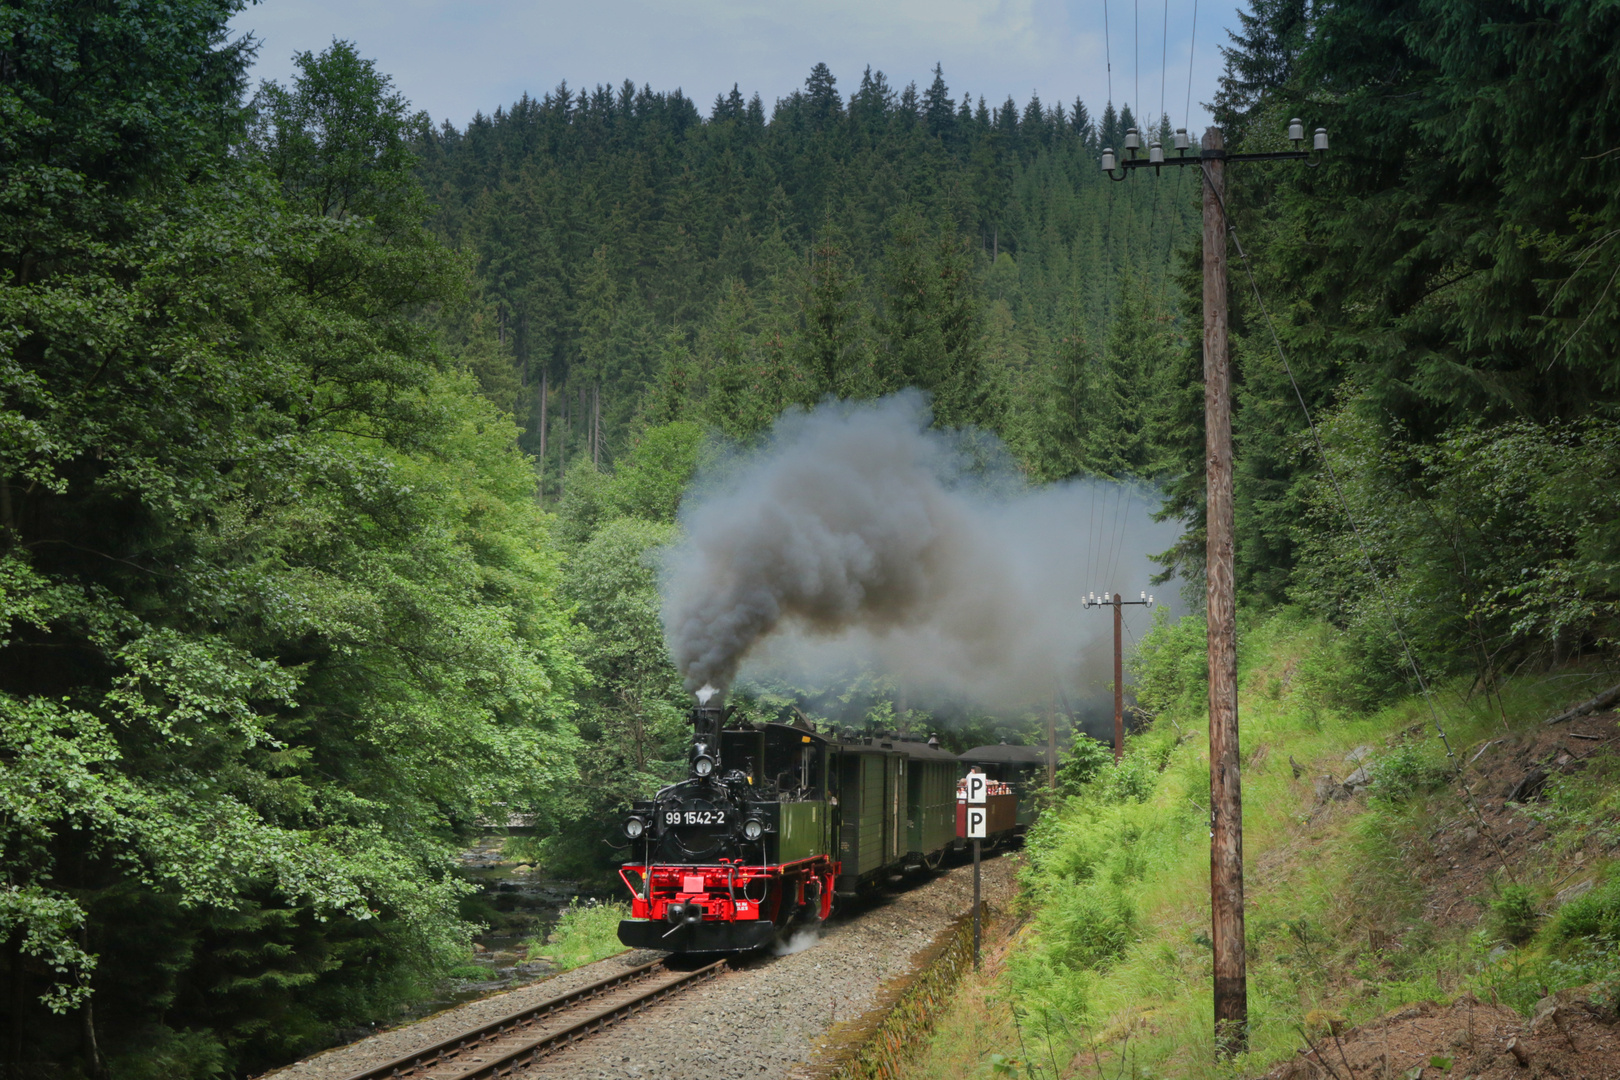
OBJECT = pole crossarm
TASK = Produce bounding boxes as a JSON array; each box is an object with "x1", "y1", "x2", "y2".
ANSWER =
[
  {"x1": 1120, "y1": 148, "x2": 1314, "y2": 173},
  {"x1": 1101, "y1": 120, "x2": 1326, "y2": 181}
]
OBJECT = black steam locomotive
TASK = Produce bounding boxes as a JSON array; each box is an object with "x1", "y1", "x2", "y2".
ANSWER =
[{"x1": 615, "y1": 698, "x2": 1045, "y2": 953}]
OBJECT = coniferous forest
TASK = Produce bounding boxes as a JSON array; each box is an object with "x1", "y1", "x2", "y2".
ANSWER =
[{"x1": 3, "y1": 0, "x2": 1619, "y2": 1076}]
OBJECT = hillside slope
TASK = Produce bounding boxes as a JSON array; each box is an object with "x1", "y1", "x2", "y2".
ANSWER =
[{"x1": 899, "y1": 611, "x2": 1620, "y2": 1079}]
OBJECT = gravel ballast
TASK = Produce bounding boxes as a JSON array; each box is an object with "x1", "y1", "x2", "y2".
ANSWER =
[
  {"x1": 261, "y1": 853, "x2": 1019, "y2": 1080},
  {"x1": 259, "y1": 949, "x2": 665, "y2": 1080}
]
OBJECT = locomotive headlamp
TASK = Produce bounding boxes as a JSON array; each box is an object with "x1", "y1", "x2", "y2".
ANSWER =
[
  {"x1": 624, "y1": 815, "x2": 645, "y2": 840},
  {"x1": 691, "y1": 740, "x2": 715, "y2": 777},
  {"x1": 742, "y1": 816, "x2": 764, "y2": 841}
]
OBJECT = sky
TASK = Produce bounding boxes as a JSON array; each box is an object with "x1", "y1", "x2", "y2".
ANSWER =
[{"x1": 229, "y1": 0, "x2": 1246, "y2": 135}]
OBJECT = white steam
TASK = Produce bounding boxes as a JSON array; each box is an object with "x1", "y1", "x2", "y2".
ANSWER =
[
  {"x1": 772, "y1": 927, "x2": 823, "y2": 956},
  {"x1": 660, "y1": 392, "x2": 1181, "y2": 710}
]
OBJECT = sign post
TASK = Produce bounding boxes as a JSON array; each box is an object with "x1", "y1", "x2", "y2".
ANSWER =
[{"x1": 966, "y1": 773, "x2": 987, "y2": 968}]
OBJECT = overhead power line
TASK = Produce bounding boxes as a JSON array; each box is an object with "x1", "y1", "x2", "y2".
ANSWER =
[
  {"x1": 1185, "y1": 0, "x2": 1199, "y2": 129},
  {"x1": 1103, "y1": 0, "x2": 1113, "y2": 104},
  {"x1": 1159, "y1": 0, "x2": 1169, "y2": 125}
]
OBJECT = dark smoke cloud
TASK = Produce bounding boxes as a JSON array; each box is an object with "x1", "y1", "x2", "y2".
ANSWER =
[{"x1": 660, "y1": 392, "x2": 1182, "y2": 709}]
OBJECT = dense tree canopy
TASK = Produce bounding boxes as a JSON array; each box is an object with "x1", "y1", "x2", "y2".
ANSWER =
[
  {"x1": 1189, "y1": 0, "x2": 1620, "y2": 674},
  {"x1": 6, "y1": 0, "x2": 1619, "y2": 1076},
  {"x1": 414, "y1": 65, "x2": 1199, "y2": 486},
  {"x1": 1, "y1": 7, "x2": 578, "y2": 1074}
]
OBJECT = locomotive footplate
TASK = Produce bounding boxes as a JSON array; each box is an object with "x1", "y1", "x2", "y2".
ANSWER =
[{"x1": 617, "y1": 918, "x2": 778, "y2": 952}]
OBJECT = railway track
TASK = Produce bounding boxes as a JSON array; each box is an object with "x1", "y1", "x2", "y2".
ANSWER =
[{"x1": 336, "y1": 958, "x2": 727, "y2": 1080}]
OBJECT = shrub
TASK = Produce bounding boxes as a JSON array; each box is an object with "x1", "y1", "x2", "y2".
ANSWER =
[
  {"x1": 527, "y1": 898, "x2": 631, "y2": 972},
  {"x1": 1489, "y1": 883, "x2": 1541, "y2": 946},
  {"x1": 1045, "y1": 887, "x2": 1138, "y2": 971},
  {"x1": 1055, "y1": 737, "x2": 1113, "y2": 796},
  {"x1": 1108, "y1": 749, "x2": 1157, "y2": 803},
  {"x1": 1369, "y1": 742, "x2": 1449, "y2": 802},
  {"x1": 1129, "y1": 609, "x2": 1209, "y2": 719},
  {"x1": 1549, "y1": 872, "x2": 1620, "y2": 946}
]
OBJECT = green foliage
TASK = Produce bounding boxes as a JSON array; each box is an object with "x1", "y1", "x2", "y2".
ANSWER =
[
  {"x1": 1159, "y1": 0, "x2": 1620, "y2": 667},
  {"x1": 1054, "y1": 737, "x2": 1113, "y2": 796},
  {"x1": 1549, "y1": 872, "x2": 1620, "y2": 947},
  {"x1": 1489, "y1": 884, "x2": 1541, "y2": 947},
  {"x1": 528, "y1": 898, "x2": 631, "y2": 972},
  {"x1": 1297, "y1": 414, "x2": 1620, "y2": 688},
  {"x1": 108, "y1": 1027, "x2": 228, "y2": 1080},
  {"x1": 1532, "y1": 748, "x2": 1620, "y2": 853},
  {"x1": 1, "y1": 17, "x2": 581, "y2": 1075},
  {"x1": 1128, "y1": 608, "x2": 1208, "y2": 720},
  {"x1": 1368, "y1": 742, "x2": 1449, "y2": 803},
  {"x1": 549, "y1": 516, "x2": 688, "y2": 879},
  {"x1": 997, "y1": 608, "x2": 1598, "y2": 1077},
  {"x1": 418, "y1": 64, "x2": 1199, "y2": 481},
  {"x1": 1106, "y1": 747, "x2": 1161, "y2": 804},
  {"x1": 446, "y1": 964, "x2": 495, "y2": 981},
  {"x1": 602, "y1": 422, "x2": 708, "y2": 523}
]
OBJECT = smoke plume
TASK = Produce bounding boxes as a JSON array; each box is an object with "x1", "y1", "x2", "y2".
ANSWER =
[{"x1": 660, "y1": 392, "x2": 1181, "y2": 710}]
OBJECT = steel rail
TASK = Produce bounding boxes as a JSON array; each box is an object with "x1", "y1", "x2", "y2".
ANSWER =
[
  {"x1": 337, "y1": 957, "x2": 699, "y2": 1080},
  {"x1": 437, "y1": 959, "x2": 726, "y2": 1080}
]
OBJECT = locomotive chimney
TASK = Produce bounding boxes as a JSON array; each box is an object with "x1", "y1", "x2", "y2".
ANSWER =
[{"x1": 690, "y1": 684, "x2": 723, "y2": 779}]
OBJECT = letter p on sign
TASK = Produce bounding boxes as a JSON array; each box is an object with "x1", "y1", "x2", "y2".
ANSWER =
[
  {"x1": 967, "y1": 807, "x2": 988, "y2": 839},
  {"x1": 965, "y1": 774, "x2": 987, "y2": 805}
]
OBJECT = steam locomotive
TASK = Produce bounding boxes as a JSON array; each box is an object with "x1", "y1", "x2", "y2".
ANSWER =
[{"x1": 615, "y1": 697, "x2": 1047, "y2": 953}]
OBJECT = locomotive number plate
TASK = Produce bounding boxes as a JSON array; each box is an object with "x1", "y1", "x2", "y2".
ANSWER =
[{"x1": 665, "y1": 809, "x2": 728, "y2": 826}]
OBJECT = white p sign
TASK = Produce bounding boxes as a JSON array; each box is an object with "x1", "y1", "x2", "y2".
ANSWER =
[
  {"x1": 965, "y1": 773, "x2": 987, "y2": 805},
  {"x1": 966, "y1": 807, "x2": 988, "y2": 839}
]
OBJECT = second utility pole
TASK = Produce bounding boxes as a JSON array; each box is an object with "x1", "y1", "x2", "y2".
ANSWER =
[
  {"x1": 1201, "y1": 126, "x2": 1246, "y2": 1057},
  {"x1": 1083, "y1": 590, "x2": 1154, "y2": 762}
]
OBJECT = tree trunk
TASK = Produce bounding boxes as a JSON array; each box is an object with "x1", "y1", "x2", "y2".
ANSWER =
[{"x1": 538, "y1": 370, "x2": 548, "y2": 501}]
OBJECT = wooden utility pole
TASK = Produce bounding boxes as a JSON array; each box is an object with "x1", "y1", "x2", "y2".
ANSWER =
[
  {"x1": 1202, "y1": 125, "x2": 1247, "y2": 1056},
  {"x1": 1100, "y1": 113, "x2": 1325, "y2": 1061},
  {"x1": 1113, "y1": 593, "x2": 1124, "y2": 763}
]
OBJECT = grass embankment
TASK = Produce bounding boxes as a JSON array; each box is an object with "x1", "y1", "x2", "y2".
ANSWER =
[
  {"x1": 903, "y1": 608, "x2": 1620, "y2": 1079},
  {"x1": 525, "y1": 898, "x2": 631, "y2": 972}
]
